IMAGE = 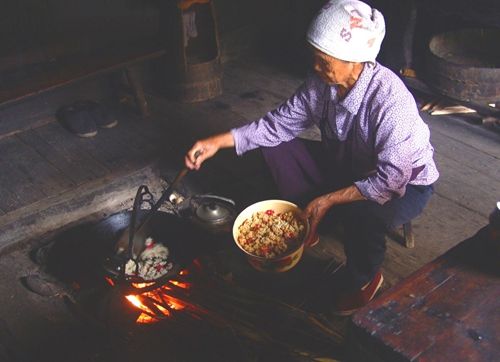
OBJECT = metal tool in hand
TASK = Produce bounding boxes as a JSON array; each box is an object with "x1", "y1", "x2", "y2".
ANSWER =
[{"x1": 115, "y1": 150, "x2": 202, "y2": 258}]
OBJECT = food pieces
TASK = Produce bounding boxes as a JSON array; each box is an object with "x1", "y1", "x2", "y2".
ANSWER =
[
  {"x1": 237, "y1": 209, "x2": 305, "y2": 259},
  {"x1": 125, "y1": 237, "x2": 173, "y2": 281}
]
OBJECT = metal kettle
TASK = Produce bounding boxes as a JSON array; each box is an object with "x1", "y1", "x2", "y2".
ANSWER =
[{"x1": 187, "y1": 195, "x2": 236, "y2": 234}]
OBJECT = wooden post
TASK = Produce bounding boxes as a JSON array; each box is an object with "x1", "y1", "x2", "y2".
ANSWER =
[
  {"x1": 403, "y1": 221, "x2": 414, "y2": 248},
  {"x1": 124, "y1": 66, "x2": 150, "y2": 118}
]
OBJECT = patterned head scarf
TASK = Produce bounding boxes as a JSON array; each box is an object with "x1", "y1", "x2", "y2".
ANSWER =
[{"x1": 307, "y1": 0, "x2": 386, "y2": 63}]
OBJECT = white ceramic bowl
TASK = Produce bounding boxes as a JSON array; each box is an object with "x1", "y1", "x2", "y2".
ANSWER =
[{"x1": 232, "y1": 200, "x2": 309, "y2": 272}]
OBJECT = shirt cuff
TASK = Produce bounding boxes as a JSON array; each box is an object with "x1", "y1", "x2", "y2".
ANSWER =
[
  {"x1": 354, "y1": 179, "x2": 391, "y2": 205},
  {"x1": 230, "y1": 127, "x2": 247, "y2": 156}
]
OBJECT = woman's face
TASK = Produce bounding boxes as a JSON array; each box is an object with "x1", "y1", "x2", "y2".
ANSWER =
[{"x1": 311, "y1": 48, "x2": 358, "y2": 87}]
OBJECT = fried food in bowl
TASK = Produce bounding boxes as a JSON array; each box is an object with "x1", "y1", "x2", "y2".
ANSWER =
[{"x1": 233, "y1": 200, "x2": 309, "y2": 272}]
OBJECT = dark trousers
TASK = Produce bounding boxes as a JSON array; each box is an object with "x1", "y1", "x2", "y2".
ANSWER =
[{"x1": 262, "y1": 138, "x2": 434, "y2": 289}]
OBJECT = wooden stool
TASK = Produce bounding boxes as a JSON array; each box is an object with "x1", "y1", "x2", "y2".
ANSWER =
[
  {"x1": 402, "y1": 221, "x2": 414, "y2": 248},
  {"x1": 388, "y1": 221, "x2": 415, "y2": 249}
]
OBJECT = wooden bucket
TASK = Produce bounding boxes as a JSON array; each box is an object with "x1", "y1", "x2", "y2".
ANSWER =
[{"x1": 170, "y1": 1, "x2": 222, "y2": 103}]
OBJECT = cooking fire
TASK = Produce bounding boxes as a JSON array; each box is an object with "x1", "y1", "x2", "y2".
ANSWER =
[
  {"x1": 29, "y1": 183, "x2": 344, "y2": 360},
  {"x1": 107, "y1": 263, "x2": 208, "y2": 324}
]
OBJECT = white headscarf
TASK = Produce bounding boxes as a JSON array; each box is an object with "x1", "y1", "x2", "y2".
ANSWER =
[{"x1": 307, "y1": 0, "x2": 386, "y2": 63}]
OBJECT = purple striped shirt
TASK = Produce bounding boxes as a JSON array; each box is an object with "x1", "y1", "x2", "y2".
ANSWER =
[{"x1": 231, "y1": 62, "x2": 439, "y2": 204}]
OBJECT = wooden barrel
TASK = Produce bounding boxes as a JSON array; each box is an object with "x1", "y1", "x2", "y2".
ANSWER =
[
  {"x1": 425, "y1": 28, "x2": 500, "y2": 104},
  {"x1": 169, "y1": 1, "x2": 222, "y2": 103}
]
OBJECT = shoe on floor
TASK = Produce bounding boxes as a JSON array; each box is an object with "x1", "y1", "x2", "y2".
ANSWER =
[
  {"x1": 332, "y1": 271, "x2": 384, "y2": 316},
  {"x1": 75, "y1": 100, "x2": 118, "y2": 129},
  {"x1": 57, "y1": 104, "x2": 97, "y2": 138}
]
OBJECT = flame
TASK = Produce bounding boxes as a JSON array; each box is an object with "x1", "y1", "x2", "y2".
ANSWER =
[
  {"x1": 124, "y1": 274, "x2": 192, "y2": 324},
  {"x1": 169, "y1": 280, "x2": 190, "y2": 289},
  {"x1": 132, "y1": 282, "x2": 156, "y2": 289},
  {"x1": 104, "y1": 268, "x2": 197, "y2": 324},
  {"x1": 125, "y1": 295, "x2": 146, "y2": 309},
  {"x1": 137, "y1": 313, "x2": 155, "y2": 324}
]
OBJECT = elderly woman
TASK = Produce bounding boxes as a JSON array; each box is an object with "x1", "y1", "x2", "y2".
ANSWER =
[{"x1": 185, "y1": 0, "x2": 438, "y2": 315}]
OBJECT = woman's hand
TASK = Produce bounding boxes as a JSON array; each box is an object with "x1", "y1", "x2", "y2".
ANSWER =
[
  {"x1": 303, "y1": 185, "x2": 366, "y2": 246},
  {"x1": 185, "y1": 132, "x2": 235, "y2": 170},
  {"x1": 304, "y1": 195, "x2": 330, "y2": 246}
]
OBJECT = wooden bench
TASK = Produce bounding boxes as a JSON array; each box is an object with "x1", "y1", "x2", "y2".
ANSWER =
[
  {"x1": 348, "y1": 227, "x2": 499, "y2": 361},
  {"x1": 0, "y1": 39, "x2": 166, "y2": 117}
]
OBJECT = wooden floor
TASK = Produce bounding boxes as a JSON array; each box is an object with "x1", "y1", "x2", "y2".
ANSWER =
[{"x1": 0, "y1": 55, "x2": 498, "y2": 361}]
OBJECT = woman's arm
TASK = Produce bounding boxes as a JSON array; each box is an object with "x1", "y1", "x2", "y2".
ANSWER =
[
  {"x1": 304, "y1": 184, "x2": 366, "y2": 245},
  {"x1": 185, "y1": 132, "x2": 235, "y2": 170}
]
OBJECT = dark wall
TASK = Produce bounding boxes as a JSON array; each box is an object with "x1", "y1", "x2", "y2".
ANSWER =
[
  {"x1": 0, "y1": 0, "x2": 160, "y2": 71},
  {"x1": 370, "y1": 0, "x2": 500, "y2": 72},
  {"x1": 4, "y1": 0, "x2": 498, "y2": 79},
  {"x1": 0, "y1": 0, "x2": 324, "y2": 73}
]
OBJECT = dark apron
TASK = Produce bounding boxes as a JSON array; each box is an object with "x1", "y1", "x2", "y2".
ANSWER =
[{"x1": 318, "y1": 98, "x2": 354, "y2": 189}]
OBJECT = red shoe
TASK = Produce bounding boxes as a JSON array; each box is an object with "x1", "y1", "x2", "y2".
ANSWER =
[{"x1": 332, "y1": 271, "x2": 384, "y2": 316}]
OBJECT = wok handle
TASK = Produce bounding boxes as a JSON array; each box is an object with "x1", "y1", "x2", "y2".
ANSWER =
[
  {"x1": 120, "y1": 151, "x2": 201, "y2": 266},
  {"x1": 153, "y1": 150, "x2": 201, "y2": 212},
  {"x1": 127, "y1": 185, "x2": 153, "y2": 261}
]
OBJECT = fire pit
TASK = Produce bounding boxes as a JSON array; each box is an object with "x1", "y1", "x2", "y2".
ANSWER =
[
  {"x1": 27, "y1": 184, "x2": 345, "y2": 361},
  {"x1": 33, "y1": 184, "x2": 237, "y2": 324}
]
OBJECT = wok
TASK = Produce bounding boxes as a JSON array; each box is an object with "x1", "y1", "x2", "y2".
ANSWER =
[{"x1": 41, "y1": 209, "x2": 200, "y2": 294}]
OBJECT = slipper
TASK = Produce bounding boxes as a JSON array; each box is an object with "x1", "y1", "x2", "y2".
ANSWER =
[
  {"x1": 74, "y1": 100, "x2": 118, "y2": 129},
  {"x1": 56, "y1": 104, "x2": 97, "y2": 138}
]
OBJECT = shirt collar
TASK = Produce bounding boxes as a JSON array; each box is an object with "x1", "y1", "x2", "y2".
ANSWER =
[{"x1": 330, "y1": 62, "x2": 375, "y2": 114}]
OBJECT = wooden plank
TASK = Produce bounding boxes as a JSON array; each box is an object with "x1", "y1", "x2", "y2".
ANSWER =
[
  {"x1": 16, "y1": 129, "x2": 90, "y2": 186},
  {"x1": 9, "y1": 135, "x2": 75, "y2": 196},
  {"x1": 211, "y1": 88, "x2": 284, "y2": 122},
  {"x1": 0, "y1": 138, "x2": 47, "y2": 211},
  {"x1": 33, "y1": 122, "x2": 110, "y2": 180},
  {"x1": 76, "y1": 102, "x2": 195, "y2": 177},
  {"x1": 0, "y1": 39, "x2": 165, "y2": 107},
  {"x1": 429, "y1": 121, "x2": 500, "y2": 181},
  {"x1": 149, "y1": 93, "x2": 248, "y2": 142},
  {"x1": 115, "y1": 108, "x2": 168, "y2": 146},
  {"x1": 375, "y1": 191, "x2": 487, "y2": 289},
  {"x1": 121, "y1": 108, "x2": 174, "y2": 145},
  {"x1": 0, "y1": 188, "x2": 13, "y2": 215},
  {"x1": 432, "y1": 152, "x2": 499, "y2": 217},
  {"x1": 226, "y1": 57, "x2": 303, "y2": 98},
  {"x1": 0, "y1": 165, "x2": 160, "y2": 253},
  {"x1": 0, "y1": 76, "x2": 110, "y2": 139},
  {"x1": 424, "y1": 112, "x2": 500, "y2": 158},
  {"x1": 69, "y1": 114, "x2": 161, "y2": 173},
  {"x1": 214, "y1": 67, "x2": 290, "y2": 121},
  {"x1": 351, "y1": 231, "x2": 500, "y2": 362}
]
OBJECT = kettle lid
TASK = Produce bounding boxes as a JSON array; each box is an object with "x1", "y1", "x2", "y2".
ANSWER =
[{"x1": 195, "y1": 200, "x2": 233, "y2": 224}]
